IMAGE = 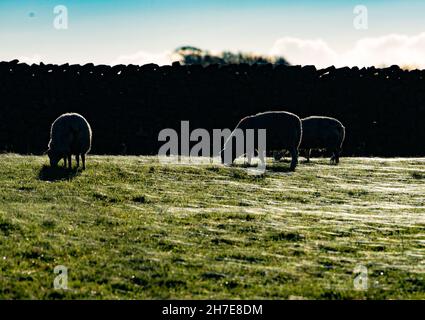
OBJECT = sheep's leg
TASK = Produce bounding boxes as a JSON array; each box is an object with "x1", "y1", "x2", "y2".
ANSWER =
[
  {"x1": 332, "y1": 148, "x2": 340, "y2": 165},
  {"x1": 82, "y1": 154, "x2": 86, "y2": 170},
  {"x1": 330, "y1": 148, "x2": 338, "y2": 165},
  {"x1": 245, "y1": 149, "x2": 257, "y2": 166},
  {"x1": 306, "y1": 149, "x2": 311, "y2": 163},
  {"x1": 76, "y1": 154, "x2": 80, "y2": 168},
  {"x1": 246, "y1": 152, "x2": 253, "y2": 165},
  {"x1": 289, "y1": 147, "x2": 298, "y2": 171},
  {"x1": 63, "y1": 157, "x2": 67, "y2": 167},
  {"x1": 67, "y1": 154, "x2": 72, "y2": 169}
]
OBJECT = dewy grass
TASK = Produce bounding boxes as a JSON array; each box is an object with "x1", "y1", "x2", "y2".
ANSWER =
[{"x1": 0, "y1": 154, "x2": 424, "y2": 299}]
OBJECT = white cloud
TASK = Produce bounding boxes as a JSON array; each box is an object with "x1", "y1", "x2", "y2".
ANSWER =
[
  {"x1": 111, "y1": 50, "x2": 176, "y2": 66},
  {"x1": 16, "y1": 54, "x2": 45, "y2": 65},
  {"x1": 270, "y1": 33, "x2": 425, "y2": 69},
  {"x1": 270, "y1": 37, "x2": 338, "y2": 68}
]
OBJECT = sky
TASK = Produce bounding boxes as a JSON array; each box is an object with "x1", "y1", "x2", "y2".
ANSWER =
[{"x1": 1, "y1": 0, "x2": 425, "y2": 68}]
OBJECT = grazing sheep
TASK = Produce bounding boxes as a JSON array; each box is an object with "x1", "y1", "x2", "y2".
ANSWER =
[
  {"x1": 220, "y1": 111, "x2": 302, "y2": 171},
  {"x1": 47, "y1": 113, "x2": 92, "y2": 169},
  {"x1": 300, "y1": 116, "x2": 345, "y2": 164}
]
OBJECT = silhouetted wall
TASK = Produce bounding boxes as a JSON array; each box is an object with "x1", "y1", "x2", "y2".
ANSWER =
[{"x1": 0, "y1": 60, "x2": 424, "y2": 156}]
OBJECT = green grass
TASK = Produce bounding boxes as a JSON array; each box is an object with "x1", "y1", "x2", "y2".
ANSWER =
[{"x1": 0, "y1": 154, "x2": 424, "y2": 299}]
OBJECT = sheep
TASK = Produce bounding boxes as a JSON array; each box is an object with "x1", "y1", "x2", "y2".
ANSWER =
[
  {"x1": 220, "y1": 111, "x2": 302, "y2": 171},
  {"x1": 47, "y1": 113, "x2": 92, "y2": 169},
  {"x1": 300, "y1": 116, "x2": 345, "y2": 164}
]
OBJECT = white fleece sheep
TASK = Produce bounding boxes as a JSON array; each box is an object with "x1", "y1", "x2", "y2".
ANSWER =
[
  {"x1": 221, "y1": 111, "x2": 302, "y2": 171},
  {"x1": 300, "y1": 116, "x2": 345, "y2": 164},
  {"x1": 47, "y1": 113, "x2": 92, "y2": 169}
]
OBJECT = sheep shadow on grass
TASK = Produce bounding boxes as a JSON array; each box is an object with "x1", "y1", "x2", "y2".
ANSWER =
[
  {"x1": 267, "y1": 164, "x2": 296, "y2": 173},
  {"x1": 234, "y1": 162, "x2": 295, "y2": 174},
  {"x1": 38, "y1": 165, "x2": 81, "y2": 182}
]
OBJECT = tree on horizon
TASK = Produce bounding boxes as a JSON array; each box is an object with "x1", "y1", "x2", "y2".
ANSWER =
[{"x1": 174, "y1": 46, "x2": 290, "y2": 66}]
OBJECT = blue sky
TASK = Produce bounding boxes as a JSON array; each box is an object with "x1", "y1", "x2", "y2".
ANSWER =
[{"x1": 1, "y1": 0, "x2": 425, "y2": 67}]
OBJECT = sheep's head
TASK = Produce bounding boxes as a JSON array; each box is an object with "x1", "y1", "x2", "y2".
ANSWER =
[
  {"x1": 219, "y1": 147, "x2": 236, "y2": 166},
  {"x1": 47, "y1": 149, "x2": 61, "y2": 167},
  {"x1": 220, "y1": 150, "x2": 225, "y2": 164}
]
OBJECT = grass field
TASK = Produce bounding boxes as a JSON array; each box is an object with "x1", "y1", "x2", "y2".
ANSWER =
[{"x1": 0, "y1": 154, "x2": 424, "y2": 299}]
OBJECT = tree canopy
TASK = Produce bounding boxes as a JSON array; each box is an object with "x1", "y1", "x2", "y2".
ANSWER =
[{"x1": 174, "y1": 46, "x2": 289, "y2": 66}]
